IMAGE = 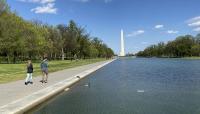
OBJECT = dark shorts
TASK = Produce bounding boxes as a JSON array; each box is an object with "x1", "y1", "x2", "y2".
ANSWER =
[{"x1": 42, "y1": 69, "x2": 48, "y2": 74}]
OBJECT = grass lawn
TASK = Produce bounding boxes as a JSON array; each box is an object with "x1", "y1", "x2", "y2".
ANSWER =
[
  {"x1": 0, "y1": 58, "x2": 107, "y2": 84},
  {"x1": 182, "y1": 57, "x2": 200, "y2": 60}
]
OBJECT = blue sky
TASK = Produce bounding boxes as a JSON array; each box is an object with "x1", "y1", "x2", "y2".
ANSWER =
[{"x1": 7, "y1": 0, "x2": 200, "y2": 54}]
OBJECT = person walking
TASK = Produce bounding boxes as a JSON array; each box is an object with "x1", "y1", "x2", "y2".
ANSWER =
[
  {"x1": 25, "y1": 59, "x2": 33, "y2": 85},
  {"x1": 40, "y1": 57, "x2": 48, "y2": 83}
]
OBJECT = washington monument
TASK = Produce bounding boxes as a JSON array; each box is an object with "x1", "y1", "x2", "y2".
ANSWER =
[{"x1": 119, "y1": 29, "x2": 125, "y2": 56}]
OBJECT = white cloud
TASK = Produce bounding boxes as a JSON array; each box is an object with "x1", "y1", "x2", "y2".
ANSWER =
[
  {"x1": 141, "y1": 42, "x2": 149, "y2": 45},
  {"x1": 31, "y1": 3, "x2": 57, "y2": 14},
  {"x1": 73, "y1": 0, "x2": 111, "y2": 3},
  {"x1": 18, "y1": 0, "x2": 55, "y2": 4},
  {"x1": 27, "y1": 0, "x2": 41, "y2": 3},
  {"x1": 193, "y1": 27, "x2": 200, "y2": 32},
  {"x1": 127, "y1": 30, "x2": 145, "y2": 37},
  {"x1": 187, "y1": 16, "x2": 200, "y2": 23},
  {"x1": 154, "y1": 24, "x2": 164, "y2": 29},
  {"x1": 187, "y1": 16, "x2": 200, "y2": 32},
  {"x1": 188, "y1": 21, "x2": 200, "y2": 27},
  {"x1": 74, "y1": 0, "x2": 89, "y2": 3},
  {"x1": 167, "y1": 30, "x2": 179, "y2": 34},
  {"x1": 17, "y1": 0, "x2": 57, "y2": 14},
  {"x1": 40, "y1": 0, "x2": 55, "y2": 4}
]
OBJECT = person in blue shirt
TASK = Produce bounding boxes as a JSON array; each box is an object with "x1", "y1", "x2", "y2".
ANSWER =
[{"x1": 40, "y1": 58, "x2": 48, "y2": 83}]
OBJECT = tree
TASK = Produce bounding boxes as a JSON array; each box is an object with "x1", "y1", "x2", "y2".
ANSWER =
[
  {"x1": 136, "y1": 35, "x2": 197, "y2": 58},
  {"x1": 57, "y1": 24, "x2": 67, "y2": 60},
  {"x1": 191, "y1": 44, "x2": 200, "y2": 56},
  {"x1": 0, "y1": 0, "x2": 9, "y2": 15},
  {"x1": 0, "y1": 0, "x2": 114, "y2": 63}
]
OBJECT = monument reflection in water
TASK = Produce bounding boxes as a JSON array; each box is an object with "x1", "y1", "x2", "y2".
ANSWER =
[{"x1": 32, "y1": 58, "x2": 200, "y2": 114}]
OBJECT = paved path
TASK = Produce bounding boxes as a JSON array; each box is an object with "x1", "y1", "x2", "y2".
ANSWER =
[{"x1": 0, "y1": 60, "x2": 113, "y2": 108}]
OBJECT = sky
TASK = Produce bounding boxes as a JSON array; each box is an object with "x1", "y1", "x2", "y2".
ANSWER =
[{"x1": 6, "y1": 0, "x2": 200, "y2": 54}]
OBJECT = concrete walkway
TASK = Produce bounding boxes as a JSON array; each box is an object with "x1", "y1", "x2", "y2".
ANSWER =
[{"x1": 0, "y1": 59, "x2": 115, "y2": 114}]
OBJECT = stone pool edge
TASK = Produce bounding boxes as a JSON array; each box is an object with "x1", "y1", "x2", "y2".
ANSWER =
[{"x1": 0, "y1": 59, "x2": 116, "y2": 114}]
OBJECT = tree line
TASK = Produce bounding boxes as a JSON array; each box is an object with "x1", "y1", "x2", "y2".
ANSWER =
[
  {"x1": 0, "y1": 0, "x2": 114, "y2": 63},
  {"x1": 136, "y1": 34, "x2": 200, "y2": 57}
]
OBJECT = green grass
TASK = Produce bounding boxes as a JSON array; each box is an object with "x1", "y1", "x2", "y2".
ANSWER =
[
  {"x1": 0, "y1": 58, "x2": 107, "y2": 84},
  {"x1": 182, "y1": 57, "x2": 200, "y2": 60}
]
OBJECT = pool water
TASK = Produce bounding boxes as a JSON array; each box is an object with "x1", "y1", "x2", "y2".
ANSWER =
[{"x1": 30, "y1": 58, "x2": 200, "y2": 114}]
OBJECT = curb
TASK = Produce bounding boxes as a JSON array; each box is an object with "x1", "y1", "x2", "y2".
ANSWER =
[{"x1": 0, "y1": 59, "x2": 116, "y2": 114}]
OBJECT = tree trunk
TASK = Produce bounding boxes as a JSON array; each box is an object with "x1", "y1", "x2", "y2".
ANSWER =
[
  {"x1": 61, "y1": 48, "x2": 64, "y2": 60},
  {"x1": 7, "y1": 54, "x2": 10, "y2": 64},
  {"x1": 54, "y1": 53, "x2": 57, "y2": 60},
  {"x1": 51, "y1": 53, "x2": 53, "y2": 60},
  {"x1": 13, "y1": 54, "x2": 16, "y2": 64}
]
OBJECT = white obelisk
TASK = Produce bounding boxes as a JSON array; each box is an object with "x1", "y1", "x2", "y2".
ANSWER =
[{"x1": 120, "y1": 29, "x2": 125, "y2": 56}]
